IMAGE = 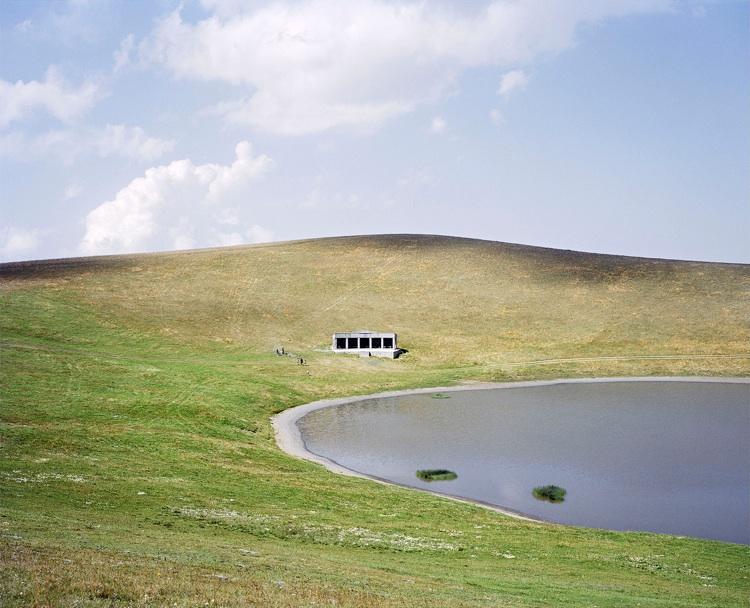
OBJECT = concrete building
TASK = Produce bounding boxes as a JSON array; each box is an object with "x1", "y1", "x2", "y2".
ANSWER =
[{"x1": 331, "y1": 330, "x2": 400, "y2": 358}]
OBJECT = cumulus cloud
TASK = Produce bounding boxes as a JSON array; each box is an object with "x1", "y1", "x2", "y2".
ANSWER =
[
  {"x1": 80, "y1": 142, "x2": 273, "y2": 255},
  {"x1": 0, "y1": 226, "x2": 40, "y2": 262},
  {"x1": 142, "y1": 0, "x2": 670, "y2": 135},
  {"x1": 0, "y1": 66, "x2": 101, "y2": 128},
  {"x1": 0, "y1": 124, "x2": 174, "y2": 163},
  {"x1": 497, "y1": 69, "x2": 529, "y2": 98}
]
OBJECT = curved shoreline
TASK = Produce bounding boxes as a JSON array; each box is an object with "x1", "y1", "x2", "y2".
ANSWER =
[{"x1": 271, "y1": 376, "x2": 750, "y2": 522}]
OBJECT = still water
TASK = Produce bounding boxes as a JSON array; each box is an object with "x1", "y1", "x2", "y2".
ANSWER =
[{"x1": 298, "y1": 381, "x2": 750, "y2": 544}]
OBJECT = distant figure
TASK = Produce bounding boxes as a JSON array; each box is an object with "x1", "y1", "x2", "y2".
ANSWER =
[{"x1": 281, "y1": 347, "x2": 285, "y2": 355}]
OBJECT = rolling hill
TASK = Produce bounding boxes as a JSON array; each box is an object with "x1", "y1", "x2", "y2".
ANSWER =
[{"x1": 1, "y1": 234, "x2": 748, "y2": 607}]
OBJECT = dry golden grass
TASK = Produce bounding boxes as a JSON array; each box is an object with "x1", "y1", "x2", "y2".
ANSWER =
[
  {"x1": 0, "y1": 541, "x2": 448, "y2": 608},
  {"x1": 3, "y1": 235, "x2": 748, "y2": 367}
]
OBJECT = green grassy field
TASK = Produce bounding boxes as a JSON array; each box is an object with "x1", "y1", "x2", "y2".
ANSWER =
[{"x1": 1, "y1": 234, "x2": 749, "y2": 607}]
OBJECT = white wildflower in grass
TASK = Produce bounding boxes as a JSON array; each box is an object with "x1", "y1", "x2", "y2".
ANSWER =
[
  {"x1": 175, "y1": 507, "x2": 281, "y2": 525},
  {"x1": 2, "y1": 471, "x2": 86, "y2": 484},
  {"x1": 173, "y1": 507, "x2": 459, "y2": 552}
]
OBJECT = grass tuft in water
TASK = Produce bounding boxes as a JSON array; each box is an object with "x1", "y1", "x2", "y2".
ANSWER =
[
  {"x1": 416, "y1": 469, "x2": 458, "y2": 482},
  {"x1": 533, "y1": 485, "x2": 567, "y2": 503}
]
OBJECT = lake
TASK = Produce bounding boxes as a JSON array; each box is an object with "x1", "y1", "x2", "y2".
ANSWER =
[{"x1": 297, "y1": 380, "x2": 750, "y2": 544}]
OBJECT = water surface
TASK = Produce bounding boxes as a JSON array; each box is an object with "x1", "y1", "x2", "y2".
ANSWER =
[{"x1": 298, "y1": 381, "x2": 750, "y2": 544}]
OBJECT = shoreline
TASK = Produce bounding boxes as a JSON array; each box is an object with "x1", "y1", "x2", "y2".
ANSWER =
[{"x1": 271, "y1": 376, "x2": 750, "y2": 522}]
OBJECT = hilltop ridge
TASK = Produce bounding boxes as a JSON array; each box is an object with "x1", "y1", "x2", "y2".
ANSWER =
[{"x1": 3, "y1": 234, "x2": 747, "y2": 368}]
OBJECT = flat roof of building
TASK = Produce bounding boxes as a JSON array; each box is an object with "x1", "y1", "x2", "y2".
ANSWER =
[{"x1": 333, "y1": 330, "x2": 395, "y2": 336}]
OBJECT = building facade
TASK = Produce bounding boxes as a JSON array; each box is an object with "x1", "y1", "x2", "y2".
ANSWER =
[{"x1": 331, "y1": 330, "x2": 399, "y2": 358}]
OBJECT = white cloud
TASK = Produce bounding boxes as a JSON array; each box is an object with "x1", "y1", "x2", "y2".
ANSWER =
[
  {"x1": 12, "y1": 0, "x2": 113, "y2": 46},
  {"x1": 497, "y1": 69, "x2": 529, "y2": 99},
  {"x1": 0, "y1": 66, "x2": 101, "y2": 128},
  {"x1": 397, "y1": 168, "x2": 435, "y2": 189},
  {"x1": 298, "y1": 186, "x2": 366, "y2": 211},
  {"x1": 113, "y1": 34, "x2": 135, "y2": 73},
  {"x1": 93, "y1": 124, "x2": 174, "y2": 161},
  {"x1": 214, "y1": 224, "x2": 275, "y2": 247},
  {"x1": 245, "y1": 224, "x2": 275, "y2": 244},
  {"x1": 429, "y1": 116, "x2": 447, "y2": 135},
  {"x1": 64, "y1": 183, "x2": 82, "y2": 200},
  {"x1": 489, "y1": 108, "x2": 505, "y2": 126},
  {"x1": 198, "y1": 0, "x2": 254, "y2": 17},
  {"x1": 15, "y1": 19, "x2": 33, "y2": 34},
  {"x1": 80, "y1": 141, "x2": 273, "y2": 255},
  {"x1": 143, "y1": 0, "x2": 670, "y2": 135},
  {"x1": 0, "y1": 124, "x2": 174, "y2": 163},
  {"x1": 0, "y1": 226, "x2": 40, "y2": 262}
]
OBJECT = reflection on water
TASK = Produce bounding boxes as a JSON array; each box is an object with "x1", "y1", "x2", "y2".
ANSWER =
[{"x1": 298, "y1": 381, "x2": 750, "y2": 544}]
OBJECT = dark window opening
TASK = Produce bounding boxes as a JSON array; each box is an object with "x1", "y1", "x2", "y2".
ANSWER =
[
  {"x1": 347, "y1": 337, "x2": 358, "y2": 349},
  {"x1": 359, "y1": 337, "x2": 370, "y2": 348},
  {"x1": 371, "y1": 337, "x2": 382, "y2": 348},
  {"x1": 383, "y1": 337, "x2": 393, "y2": 348},
  {"x1": 336, "y1": 337, "x2": 346, "y2": 349}
]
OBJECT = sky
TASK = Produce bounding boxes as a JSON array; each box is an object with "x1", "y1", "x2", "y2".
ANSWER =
[{"x1": 0, "y1": 0, "x2": 748, "y2": 263}]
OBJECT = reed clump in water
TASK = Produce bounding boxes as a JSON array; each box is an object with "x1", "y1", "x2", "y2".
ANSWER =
[
  {"x1": 533, "y1": 485, "x2": 567, "y2": 503},
  {"x1": 416, "y1": 469, "x2": 458, "y2": 481}
]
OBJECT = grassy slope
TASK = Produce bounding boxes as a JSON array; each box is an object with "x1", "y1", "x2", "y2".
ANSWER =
[{"x1": 1, "y1": 234, "x2": 748, "y2": 607}]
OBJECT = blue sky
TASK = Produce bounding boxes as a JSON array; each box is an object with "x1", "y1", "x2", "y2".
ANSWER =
[{"x1": 1, "y1": 0, "x2": 748, "y2": 263}]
